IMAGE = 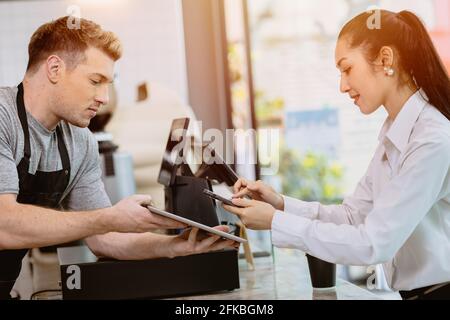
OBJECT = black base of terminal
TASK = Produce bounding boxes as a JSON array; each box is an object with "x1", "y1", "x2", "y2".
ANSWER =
[{"x1": 58, "y1": 245, "x2": 240, "y2": 300}]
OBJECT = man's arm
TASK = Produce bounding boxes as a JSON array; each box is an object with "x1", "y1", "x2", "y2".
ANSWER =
[
  {"x1": 0, "y1": 194, "x2": 186, "y2": 250},
  {"x1": 85, "y1": 226, "x2": 238, "y2": 261},
  {"x1": 0, "y1": 194, "x2": 110, "y2": 250},
  {"x1": 86, "y1": 232, "x2": 176, "y2": 260}
]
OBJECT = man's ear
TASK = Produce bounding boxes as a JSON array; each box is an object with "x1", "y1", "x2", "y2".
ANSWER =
[{"x1": 46, "y1": 55, "x2": 65, "y2": 84}]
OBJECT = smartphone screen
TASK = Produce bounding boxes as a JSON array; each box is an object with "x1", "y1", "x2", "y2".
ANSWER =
[{"x1": 203, "y1": 189, "x2": 240, "y2": 207}]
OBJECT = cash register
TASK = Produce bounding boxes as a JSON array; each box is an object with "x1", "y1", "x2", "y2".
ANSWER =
[{"x1": 58, "y1": 118, "x2": 241, "y2": 299}]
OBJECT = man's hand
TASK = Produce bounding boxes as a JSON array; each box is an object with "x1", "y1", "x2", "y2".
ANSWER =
[
  {"x1": 105, "y1": 195, "x2": 186, "y2": 233},
  {"x1": 233, "y1": 178, "x2": 284, "y2": 210},
  {"x1": 223, "y1": 198, "x2": 276, "y2": 230},
  {"x1": 167, "y1": 226, "x2": 240, "y2": 258}
]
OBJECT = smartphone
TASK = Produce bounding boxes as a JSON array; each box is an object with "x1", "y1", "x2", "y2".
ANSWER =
[{"x1": 203, "y1": 189, "x2": 242, "y2": 208}]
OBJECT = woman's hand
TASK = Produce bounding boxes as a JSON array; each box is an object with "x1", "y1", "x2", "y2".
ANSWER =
[
  {"x1": 233, "y1": 178, "x2": 284, "y2": 211},
  {"x1": 223, "y1": 198, "x2": 276, "y2": 230},
  {"x1": 167, "y1": 226, "x2": 240, "y2": 258}
]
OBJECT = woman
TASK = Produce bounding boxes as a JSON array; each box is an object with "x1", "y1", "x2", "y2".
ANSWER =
[{"x1": 224, "y1": 10, "x2": 450, "y2": 300}]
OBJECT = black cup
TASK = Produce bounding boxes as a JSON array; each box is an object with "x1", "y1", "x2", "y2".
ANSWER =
[{"x1": 306, "y1": 254, "x2": 336, "y2": 289}]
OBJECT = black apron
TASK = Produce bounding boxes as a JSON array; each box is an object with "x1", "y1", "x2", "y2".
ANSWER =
[{"x1": 0, "y1": 83, "x2": 71, "y2": 299}]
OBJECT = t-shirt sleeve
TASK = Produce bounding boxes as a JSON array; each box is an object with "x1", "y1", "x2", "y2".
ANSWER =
[
  {"x1": 63, "y1": 132, "x2": 111, "y2": 211},
  {"x1": 0, "y1": 104, "x2": 19, "y2": 195}
]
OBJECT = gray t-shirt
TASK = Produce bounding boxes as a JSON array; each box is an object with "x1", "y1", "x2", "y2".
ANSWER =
[{"x1": 0, "y1": 86, "x2": 111, "y2": 211}]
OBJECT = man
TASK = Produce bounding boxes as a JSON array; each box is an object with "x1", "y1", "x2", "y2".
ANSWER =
[{"x1": 0, "y1": 16, "x2": 236, "y2": 299}]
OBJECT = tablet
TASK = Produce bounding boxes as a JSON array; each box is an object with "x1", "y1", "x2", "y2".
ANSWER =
[{"x1": 147, "y1": 206, "x2": 247, "y2": 243}]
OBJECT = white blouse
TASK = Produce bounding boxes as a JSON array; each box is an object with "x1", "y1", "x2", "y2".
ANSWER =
[{"x1": 272, "y1": 91, "x2": 450, "y2": 291}]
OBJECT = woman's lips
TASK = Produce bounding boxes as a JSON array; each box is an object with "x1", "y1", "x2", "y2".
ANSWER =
[{"x1": 352, "y1": 95, "x2": 360, "y2": 105}]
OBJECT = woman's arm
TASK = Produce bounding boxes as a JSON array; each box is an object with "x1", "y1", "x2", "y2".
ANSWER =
[
  {"x1": 228, "y1": 139, "x2": 450, "y2": 266},
  {"x1": 282, "y1": 154, "x2": 376, "y2": 226},
  {"x1": 271, "y1": 139, "x2": 449, "y2": 266},
  {"x1": 282, "y1": 173, "x2": 373, "y2": 226}
]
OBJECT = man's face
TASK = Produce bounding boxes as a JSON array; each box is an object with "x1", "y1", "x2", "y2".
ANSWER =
[{"x1": 53, "y1": 47, "x2": 115, "y2": 128}]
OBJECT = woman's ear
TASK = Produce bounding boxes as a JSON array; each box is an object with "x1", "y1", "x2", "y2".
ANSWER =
[{"x1": 378, "y1": 46, "x2": 395, "y2": 68}]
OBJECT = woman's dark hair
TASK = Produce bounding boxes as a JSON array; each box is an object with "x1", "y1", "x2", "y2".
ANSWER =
[{"x1": 339, "y1": 10, "x2": 450, "y2": 120}]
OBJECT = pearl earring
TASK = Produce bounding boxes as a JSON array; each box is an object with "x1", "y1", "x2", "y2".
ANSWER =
[{"x1": 384, "y1": 67, "x2": 395, "y2": 76}]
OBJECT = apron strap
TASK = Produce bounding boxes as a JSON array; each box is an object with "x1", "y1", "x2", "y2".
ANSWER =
[
  {"x1": 16, "y1": 83, "x2": 31, "y2": 161},
  {"x1": 56, "y1": 125, "x2": 70, "y2": 173},
  {"x1": 16, "y1": 83, "x2": 71, "y2": 176}
]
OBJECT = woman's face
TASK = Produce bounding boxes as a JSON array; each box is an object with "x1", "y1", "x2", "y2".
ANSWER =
[{"x1": 335, "y1": 37, "x2": 388, "y2": 115}]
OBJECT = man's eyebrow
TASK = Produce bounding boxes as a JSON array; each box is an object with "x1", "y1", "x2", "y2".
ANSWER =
[
  {"x1": 336, "y1": 57, "x2": 347, "y2": 68},
  {"x1": 91, "y1": 73, "x2": 113, "y2": 83}
]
